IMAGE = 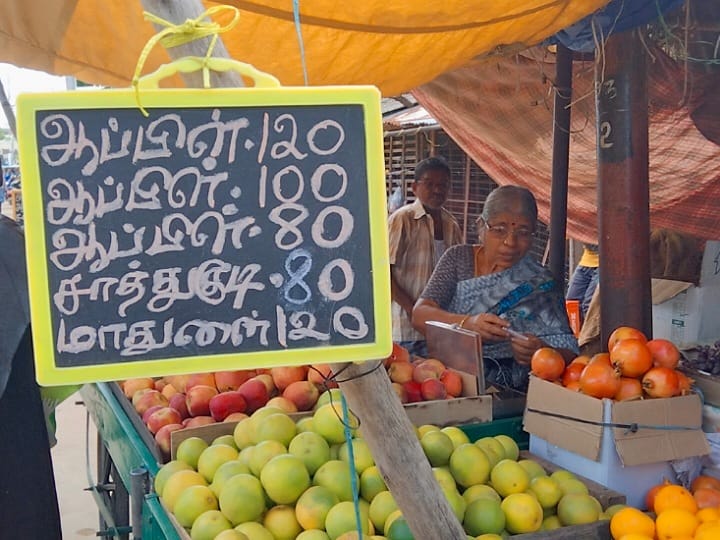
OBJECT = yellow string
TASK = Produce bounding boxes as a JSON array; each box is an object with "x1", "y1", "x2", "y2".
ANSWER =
[{"x1": 132, "y1": 5, "x2": 240, "y2": 116}]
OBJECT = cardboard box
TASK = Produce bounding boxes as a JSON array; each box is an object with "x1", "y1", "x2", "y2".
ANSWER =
[
  {"x1": 652, "y1": 240, "x2": 720, "y2": 347},
  {"x1": 681, "y1": 367, "x2": 720, "y2": 407},
  {"x1": 524, "y1": 376, "x2": 710, "y2": 507},
  {"x1": 524, "y1": 376, "x2": 708, "y2": 465}
]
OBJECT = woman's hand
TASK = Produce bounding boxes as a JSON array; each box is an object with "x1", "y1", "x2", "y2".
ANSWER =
[
  {"x1": 510, "y1": 334, "x2": 545, "y2": 366},
  {"x1": 463, "y1": 313, "x2": 510, "y2": 343}
]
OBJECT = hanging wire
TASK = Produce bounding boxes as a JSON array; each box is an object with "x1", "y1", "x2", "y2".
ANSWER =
[{"x1": 292, "y1": 0, "x2": 310, "y2": 85}]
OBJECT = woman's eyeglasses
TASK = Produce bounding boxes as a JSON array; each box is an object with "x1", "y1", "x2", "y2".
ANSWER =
[{"x1": 484, "y1": 222, "x2": 536, "y2": 241}]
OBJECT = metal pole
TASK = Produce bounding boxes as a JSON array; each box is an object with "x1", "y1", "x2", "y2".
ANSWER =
[
  {"x1": 549, "y1": 45, "x2": 573, "y2": 288},
  {"x1": 596, "y1": 29, "x2": 652, "y2": 346},
  {"x1": 130, "y1": 467, "x2": 149, "y2": 539}
]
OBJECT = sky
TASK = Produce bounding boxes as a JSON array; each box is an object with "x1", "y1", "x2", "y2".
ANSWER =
[{"x1": 0, "y1": 63, "x2": 69, "y2": 129}]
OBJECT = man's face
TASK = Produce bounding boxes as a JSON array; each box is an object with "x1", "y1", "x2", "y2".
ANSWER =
[{"x1": 413, "y1": 169, "x2": 450, "y2": 210}]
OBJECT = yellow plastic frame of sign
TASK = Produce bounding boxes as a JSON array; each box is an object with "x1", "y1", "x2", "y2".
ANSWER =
[{"x1": 17, "y1": 85, "x2": 391, "y2": 386}]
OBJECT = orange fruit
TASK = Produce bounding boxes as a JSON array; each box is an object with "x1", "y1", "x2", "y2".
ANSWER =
[
  {"x1": 655, "y1": 507, "x2": 698, "y2": 540},
  {"x1": 654, "y1": 484, "x2": 698, "y2": 515},
  {"x1": 610, "y1": 507, "x2": 655, "y2": 540},
  {"x1": 696, "y1": 521, "x2": 720, "y2": 540},
  {"x1": 644, "y1": 478, "x2": 672, "y2": 512},
  {"x1": 696, "y1": 507, "x2": 720, "y2": 523}
]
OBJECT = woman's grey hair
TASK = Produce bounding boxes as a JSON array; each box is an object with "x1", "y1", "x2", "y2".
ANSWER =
[{"x1": 480, "y1": 185, "x2": 538, "y2": 225}]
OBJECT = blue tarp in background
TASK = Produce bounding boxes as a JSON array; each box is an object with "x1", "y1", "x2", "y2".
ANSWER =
[{"x1": 548, "y1": 0, "x2": 686, "y2": 52}]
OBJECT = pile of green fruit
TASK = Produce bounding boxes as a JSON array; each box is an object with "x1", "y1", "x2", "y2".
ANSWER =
[{"x1": 154, "y1": 389, "x2": 624, "y2": 540}]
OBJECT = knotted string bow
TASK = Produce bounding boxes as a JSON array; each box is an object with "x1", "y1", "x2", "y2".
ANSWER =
[{"x1": 132, "y1": 5, "x2": 240, "y2": 115}]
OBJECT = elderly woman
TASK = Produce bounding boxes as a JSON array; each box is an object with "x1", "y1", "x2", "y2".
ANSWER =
[{"x1": 412, "y1": 185, "x2": 578, "y2": 391}]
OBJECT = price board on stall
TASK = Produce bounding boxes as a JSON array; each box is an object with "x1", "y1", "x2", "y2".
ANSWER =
[{"x1": 17, "y1": 86, "x2": 391, "y2": 385}]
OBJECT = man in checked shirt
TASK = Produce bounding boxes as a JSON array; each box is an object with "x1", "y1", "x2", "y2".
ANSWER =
[{"x1": 387, "y1": 156, "x2": 462, "y2": 358}]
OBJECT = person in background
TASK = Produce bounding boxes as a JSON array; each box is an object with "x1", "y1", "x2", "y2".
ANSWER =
[
  {"x1": 566, "y1": 243, "x2": 599, "y2": 320},
  {"x1": 0, "y1": 215, "x2": 62, "y2": 537},
  {"x1": 388, "y1": 156, "x2": 463, "y2": 357},
  {"x1": 412, "y1": 185, "x2": 578, "y2": 392}
]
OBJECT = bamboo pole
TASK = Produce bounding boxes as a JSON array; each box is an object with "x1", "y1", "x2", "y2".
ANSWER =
[
  {"x1": 336, "y1": 362, "x2": 467, "y2": 539},
  {"x1": 138, "y1": 1, "x2": 466, "y2": 537},
  {"x1": 0, "y1": 80, "x2": 17, "y2": 139}
]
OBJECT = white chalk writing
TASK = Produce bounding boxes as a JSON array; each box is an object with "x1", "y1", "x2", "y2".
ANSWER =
[{"x1": 36, "y1": 106, "x2": 373, "y2": 361}]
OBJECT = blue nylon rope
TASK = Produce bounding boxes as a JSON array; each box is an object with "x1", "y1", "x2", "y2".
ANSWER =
[
  {"x1": 292, "y1": 0, "x2": 309, "y2": 85},
  {"x1": 340, "y1": 392, "x2": 364, "y2": 537}
]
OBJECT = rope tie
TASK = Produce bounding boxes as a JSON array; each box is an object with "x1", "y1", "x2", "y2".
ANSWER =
[
  {"x1": 526, "y1": 407, "x2": 701, "y2": 435},
  {"x1": 131, "y1": 5, "x2": 240, "y2": 115}
]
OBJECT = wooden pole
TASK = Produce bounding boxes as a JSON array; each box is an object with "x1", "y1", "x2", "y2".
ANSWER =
[
  {"x1": 139, "y1": 1, "x2": 465, "y2": 537},
  {"x1": 139, "y1": 0, "x2": 243, "y2": 88},
  {"x1": 336, "y1": 362, "x2": 468, "y2": 539},
  {"x1": 548, "y1": 44, "x2": 573, "y2": 288},
  {"x1": 596, "y1": 29, "x2": 652, "y2": 345},
  {"x1": 0, "y1": 80, "x2": 17, "y2": 139}
]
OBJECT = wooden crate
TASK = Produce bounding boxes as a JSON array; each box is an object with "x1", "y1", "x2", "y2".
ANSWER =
[
  {"x1": 515, "y1": 521, "x2": 610, "y2": 540},
  {"x1": 520, "y1": 450, "x2": 627, "y2": 508}
]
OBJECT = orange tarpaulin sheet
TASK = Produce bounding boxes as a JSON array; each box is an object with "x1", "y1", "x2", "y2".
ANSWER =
[
  {"x1": 413, "y1": 44, "x2": 720, "y2": 242},
  {"x1": 1, "y1": 1, "x2": 609, "y2": 94}
]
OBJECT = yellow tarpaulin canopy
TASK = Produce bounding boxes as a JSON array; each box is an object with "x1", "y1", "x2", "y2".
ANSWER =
[{"x1": 1, "y1": 1, "x2": 610, "y2": 93}]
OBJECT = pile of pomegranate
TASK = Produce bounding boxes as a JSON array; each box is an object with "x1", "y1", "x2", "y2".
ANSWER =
[{"x1": 530, "y1": 326, "x2": 692, "y2": 400}]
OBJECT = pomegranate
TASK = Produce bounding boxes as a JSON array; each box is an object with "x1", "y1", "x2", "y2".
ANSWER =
[
  {"x1": 610, "y1": 338, "x2": 653, "y2": 378},
  {"x1": 614, "y1": 377, "x2": 644, "y2": 401},
  {"x1": 608, "y1": 326, "x2": 647, "y2": 352},
  {"x1": 642, "y1": 367, "x2": 680, "y2": 398},
  {"x1": 579, "y1": 361, "x2": 621, "y2": 399},
  {"x1": 646, "y1": 338, "x2": 681, "y2": 369},
  {"x1": 530, "y1": 347, "x2": 566, "y2": 381}
]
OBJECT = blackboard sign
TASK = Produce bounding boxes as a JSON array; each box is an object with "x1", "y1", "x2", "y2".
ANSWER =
[{"x1": 17, "y1": 87, "x2": 391, "y2": 385}]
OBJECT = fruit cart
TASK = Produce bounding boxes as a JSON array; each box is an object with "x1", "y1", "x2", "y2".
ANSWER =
[{"x1": 80, "y1": 381, "x2": 529, "y2": 540}]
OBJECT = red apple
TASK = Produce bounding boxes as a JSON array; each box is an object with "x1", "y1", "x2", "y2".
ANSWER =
[
  {"x1": 403, "y1": 381, "x2": 423, "y2": 403},
  {"x1": 161, "y1": 383, "x2": 179, "y2": 400},
  {"x1": 214, "y1": 370, "x2": 256, "y2": 392},
  {"x1": 165, "y1": 374, "x2": 191, "y2": 393},
  {"x1": 122, "y1": 377, "x2": 155, "y2": 399},
  {"x1": 209, "y1": 391, "x2": 247, "y2": 421},
  {"x1": 266, "y1": 396, "x2": 298, "y2": 413},
  {"x1": 391, "y1": 382, "x2": 408, "y2": 403},
  {"x1": 168, "y1": 392, "x2": 190, "y2": 419},
  {"x1": 141, "y1": 404, "x2": 165, "y2": 424},
  {"x1": 182, "y1": 416, "x2": 216, "y2": 428},
  {"x1": 271, "y1": 366, "x2": 308, "y2": 392},
  {"x1": 185, "y1": 373, "x2": 217, "y2": 392},
  {"x1": 307, "y1": 364, "x2": 337, "y2": 388},
  {"x1": 384, "y1": 342, "x2": 411, "y2": 368},
  {"x1": 185, "y1": 385, "x2": 219, "y2": 417},
  {"x1": 146, "y1": 406, "x2": 183, "y2": 435},
  {"x1": 224, "y1": 412, "x2": 249, "y2": 423},
  {"x1": 283, "y1": 380, "x2": 320, "y2": 411},
  {"x1": 388, "y1": 361, "x2": 414, "y2": 384},
  {"x1": 440, "y1": 370, "x2": 463, "y2": 397},
  {"x1": 251, "y1": 374, "x2": 276, "y2": 397},
  {"x1": 412, "y1": 360, "x2": 445, "y2": 383},
  {"x1": 421, "y1": 378, "x2": 448, "y2": 401},
  {"x1": 237, "y1": 378, "x2": 270, "y2": 413},
  {"x1": 154, "y1": 423, "x2": 184, "y2": 458},
  {"x1": 133, "y1": 390, "x2": 169, "y2": 416}
]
